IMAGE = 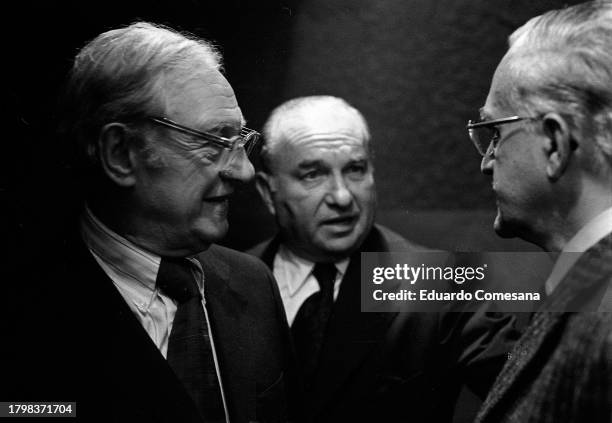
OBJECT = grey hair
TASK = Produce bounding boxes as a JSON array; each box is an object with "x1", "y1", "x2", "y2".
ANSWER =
[
  {"x1": 503, "y1": 1, "x2": 612, "y2": 172},
  {"x1": 59, "y1": 21, "x2": 222, "y2": 170},
  {"x1": 261, "y1": 95, "x2": 371, "y2": 173}
]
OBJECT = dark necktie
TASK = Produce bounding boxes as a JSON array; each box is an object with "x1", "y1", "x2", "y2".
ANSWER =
[
  {"x1": 156, "y1": 257, "x2": 224, "y2": 422},
  {"x1": 291, "y1": 262, "x2": 337, "y2": 387}
]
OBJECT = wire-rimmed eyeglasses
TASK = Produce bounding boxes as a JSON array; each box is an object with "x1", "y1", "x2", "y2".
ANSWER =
[
  {"x1": 148, "y1": 116, "x2": 261, "y2": 157},
  {"x1": 467, "y1": 116, "x2": 540, "y2": 156}
]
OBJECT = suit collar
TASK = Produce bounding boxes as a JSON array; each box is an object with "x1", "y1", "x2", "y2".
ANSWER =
[
  {"x1": 477, "y1": 233, "x2": 612, "y2": 422},
  {"x1": 545, "y1": 208, "x2": 612, "y2": 294},
  {"x1": 545, "y1": 233, "x2": 612, "y2": 312},
  {"x1": 199, "y1": 247, "x2": 250, "y2": 308}
]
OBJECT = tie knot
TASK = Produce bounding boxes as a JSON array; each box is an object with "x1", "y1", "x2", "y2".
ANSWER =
[
  {"x1": 156, "y1": 257, "x2": 200, "y2": 304},
  {"x1": 312, "y1": 262, "x2": 337, "y2": 292}
]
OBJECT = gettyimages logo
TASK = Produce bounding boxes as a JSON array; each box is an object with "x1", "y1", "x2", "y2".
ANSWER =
[
  {"x1": 361, "y1": 252, "x2": 554, "y2": 313},
  {"x1": 372, "y1": 263, "x2": 487, "y2": 285}
]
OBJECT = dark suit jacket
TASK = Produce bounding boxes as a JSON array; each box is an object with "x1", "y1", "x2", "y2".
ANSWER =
[
  {"x1": 7, "y1": 231, "x2": 297, "y2": 423},
  {"x1": 475, "y1": 233, "x2": 612, "y2": 423},
  {"x1": 249, "y1": 225, "x2": 519, "y2": 423}
]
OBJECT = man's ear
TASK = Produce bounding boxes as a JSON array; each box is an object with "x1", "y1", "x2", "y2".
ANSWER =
[
  {"x1": 542, "y1": 112, "x2": 574, "y2": 181},
  {"x1": 255, "y1": 171, "x2": 277, "y2": 216},
  {"x1": 97, "y1": 123, "x2": 138, "y2": 187}
]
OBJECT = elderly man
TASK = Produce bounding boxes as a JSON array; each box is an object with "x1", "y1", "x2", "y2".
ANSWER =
[
  {"x1": 468, "y1": 2, "x2": 612, "y2": 422},
  {"x1": 18, "y1": 22, "x2": 296, "y2": 423},
  {"x1": 250, "y1": 95, "x2": 518, "y2": 423}
]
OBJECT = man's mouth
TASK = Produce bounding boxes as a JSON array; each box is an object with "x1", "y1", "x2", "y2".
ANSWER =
[
  {"x1": 321, "y1": 214, "x2": 358, "y2": 227},
  {"x1": 203, "y1": 194, "x2": 231, "y2": 204}
]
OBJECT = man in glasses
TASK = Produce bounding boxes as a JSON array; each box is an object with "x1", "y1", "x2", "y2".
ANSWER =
[
  {"x1": 250, "y1": 95, "x2": 518, "y2": 423},
  {"x1": 20, "y1": 22, "x2": 296, "y2": 423},
  {"x1": 468, "y1": 2, "x2": 612, "y2": 422}
]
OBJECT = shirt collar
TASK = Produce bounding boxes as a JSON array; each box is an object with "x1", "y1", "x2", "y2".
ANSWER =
[
  {"x1": 276, "y1": 244, "x2": 349, "y2": 297},
  {"x1": 80, "y1": 206, "x2": 161, "y2": 292},
  {"x1": 545, "y1": 207, "x2": 612, "y2": 295}
]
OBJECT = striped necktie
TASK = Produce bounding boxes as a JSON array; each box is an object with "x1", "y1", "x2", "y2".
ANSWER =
[{"x1": 156, "y1": 257, "x2": 225, "y2": 422}]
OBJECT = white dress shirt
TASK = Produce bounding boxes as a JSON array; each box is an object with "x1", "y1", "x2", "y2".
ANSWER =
[
  {"x1": 272, "y1": 244, "x2": 349, "y2": 326},
  {"x1": 79, "y1": 207, "x2": 229, "y2": 422},
  {"x1": 545, "y1": 207, "x2": 612, "y2": 295}
]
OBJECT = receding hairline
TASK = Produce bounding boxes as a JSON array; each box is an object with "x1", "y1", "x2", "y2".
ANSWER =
[{"x1": 261, "y1": 95, "x2": 371, "y2": 172}]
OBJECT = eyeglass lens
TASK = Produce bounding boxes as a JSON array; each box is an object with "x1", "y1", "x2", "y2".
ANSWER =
[
  {"x1": 470, "y1": 125, "x2": 499, "y2": 156},
  {"x1": 242, "y1": 133, "x2": 261, "y2": 157}
]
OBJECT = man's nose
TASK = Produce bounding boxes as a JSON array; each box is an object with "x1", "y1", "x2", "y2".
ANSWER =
[
  {"x1": 480, "y1": 146, "x2": 494, "y2": 175},
  {"x1": 326, "y1": 175, "x2": 353, "y2": 208},
  {"x1": 219, "y1": 149, "x2": 255, "y2": 183}
]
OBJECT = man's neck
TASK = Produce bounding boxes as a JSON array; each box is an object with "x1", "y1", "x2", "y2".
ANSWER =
[
  {"x1": 537, "y1": 180, "x2": 612, "y2": 252},
  {"x1": 86, "y1": 198, "x2": 205, "y2": 258}
]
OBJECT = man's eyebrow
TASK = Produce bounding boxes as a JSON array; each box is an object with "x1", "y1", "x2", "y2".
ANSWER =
[
  {"x1": 203, "y1": 123, "x2": 241, "y2": 137},
  {"x1": 296, "y1": 160, "x2": 324, "y2": 169},
  {"x1": 478, "y1": 107, "x2": 490, "y2": 120}
]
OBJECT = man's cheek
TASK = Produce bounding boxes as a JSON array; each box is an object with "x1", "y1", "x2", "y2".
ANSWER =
[{"x1": 287, "y1": 191, "x2": 318, "y2": 212}]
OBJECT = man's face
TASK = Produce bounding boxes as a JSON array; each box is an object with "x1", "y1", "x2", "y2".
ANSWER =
[
  {"x1": 265, "y1": 118, "x2": 376, "y2": 262},
  {"x1": 480, "y1": 59, "x2": 550, "y2": 240},
  {"x1": 129, "y1": 69, "x2": 253, "y2": 255}
]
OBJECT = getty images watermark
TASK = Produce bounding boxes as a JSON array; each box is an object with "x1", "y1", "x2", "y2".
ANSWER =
[{"x1": 360, "y1": 252, "x2": 606, "y2": 313}]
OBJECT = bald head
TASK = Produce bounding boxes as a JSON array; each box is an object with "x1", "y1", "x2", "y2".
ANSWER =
[{"x1": 261, "y1": 96, "x2": 370, "y2": 173}]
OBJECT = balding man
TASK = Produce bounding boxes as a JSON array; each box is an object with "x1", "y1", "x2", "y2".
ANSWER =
[
  {"x1": 250, "y1": 95, "x2": 518, "y2": 423},
  {"x1": 13, "y1": 22, "x2": 296, "y2": 423},
  {"x1": 469, "y1": 2, "x2": 612, "y2": 422}
]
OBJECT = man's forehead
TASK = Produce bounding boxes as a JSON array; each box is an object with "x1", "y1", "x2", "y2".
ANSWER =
[
  {"x1": 290, "y1": 135, "x2": 366, "y2": 151},
  {"x1": 283, "y1": 111, "x2": 366, "y2": 142},
  {"x1": 287, "y1": 101, "x2": 363, "y2": 129},
  {"x1": 166, "y1": 69, "x2": 242, "y2": 130},
  {"x1": 277, "y1": 135, "x2": 368, "y2": 169},
  {"x1": 482, "y1": 59, "x2": 515, "y2": 118}
]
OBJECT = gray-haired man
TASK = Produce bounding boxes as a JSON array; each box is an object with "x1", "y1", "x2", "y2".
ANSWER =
[
  {"x1": 21, "y1": 22, "x2": 296, "y2": 423},
  {"x1": 469, "y1": 2, "x2": 612, "y2": 422}
]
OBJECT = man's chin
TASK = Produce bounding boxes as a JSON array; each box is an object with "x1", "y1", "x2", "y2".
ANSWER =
[
  {"x1": 194, "y1": 220, "x2": 228, "y2": 247},
  {"x1": 493, "y1": 212, "x2": 518, "y2": 239},
  {"x1": 318, "y1": 233, "x2": 364, "y2": 260}
]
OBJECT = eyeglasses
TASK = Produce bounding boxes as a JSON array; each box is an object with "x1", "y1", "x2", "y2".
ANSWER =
[
  {"x1": 148, "y1": 116, "x2": 261, "y2": 157},
  {"x1": 467, "y1": 116, "x2": 539, "y2": 156}
]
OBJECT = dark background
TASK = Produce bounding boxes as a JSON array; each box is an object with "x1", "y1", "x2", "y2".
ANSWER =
[
  {"x1": 5, "y1": 0, "x2": 583, "y2": 256},
  {"x1": 3, "y1": 1, "x2": 582, "y2": 421}
]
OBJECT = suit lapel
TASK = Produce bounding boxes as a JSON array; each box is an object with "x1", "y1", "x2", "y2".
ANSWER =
[
  {"x1": 200, "y1": 251, "x2": 253, "y2": 422},
  {"x1": 477, "y1": 234, "x2": 612, "y2": 422},
  {"x1": 476, "y1": 309, "x2": 567, "y2": 422}
]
